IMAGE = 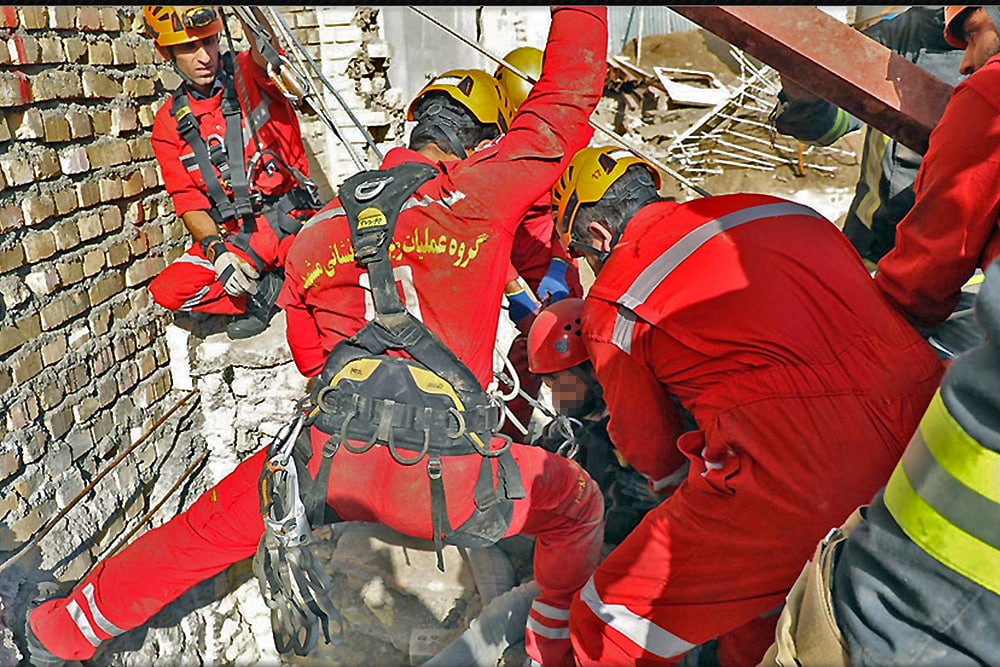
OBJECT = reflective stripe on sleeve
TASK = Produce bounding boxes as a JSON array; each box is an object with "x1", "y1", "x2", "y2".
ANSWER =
[{"x1": 579, "y1": 577, "x2": 696, "y2": 659}]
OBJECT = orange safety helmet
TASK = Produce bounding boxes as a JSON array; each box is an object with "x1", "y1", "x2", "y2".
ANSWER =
[
  {"x1": 944, "y1": 6, "x2": 973, "y2": 49},
  {"x1": 527, "y1": 298, "x2": 589, "y2": 375},
  {"x1": 494, "y1": 46, "x2": 544, "y2": 111},
  {"x1": 551, "y1": 146, "x2": 662, "y2": 253},
  {"x1": 143, "y1": 6, "x2": 223, "y2": 49},
  {"x1": 406, "y1": 69, "x2": 514, "y2": 134}
]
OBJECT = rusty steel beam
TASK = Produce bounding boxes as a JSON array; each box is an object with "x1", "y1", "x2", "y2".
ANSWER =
[{"x1": 670, "y1": 6, "x2": 955, "y2": 155}]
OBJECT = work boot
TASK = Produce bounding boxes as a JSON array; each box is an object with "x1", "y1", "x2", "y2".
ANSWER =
[
  {"x1": 24, "y1": 582, "x2": 71, "y2": 667},
  {"x1": 226, "y1": 269, "x2": 284, "y2": 340}
]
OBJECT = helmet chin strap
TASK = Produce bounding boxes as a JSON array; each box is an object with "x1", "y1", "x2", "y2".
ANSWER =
[
  {"x1": 568, "y1": 228, "x2": 622, "y2": 265},
  {"x1": 414, "y1": 101, "x2": 469, "y2": 159}
]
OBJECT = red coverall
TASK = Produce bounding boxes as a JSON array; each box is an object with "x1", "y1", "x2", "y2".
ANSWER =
[
  {"x1": 503, "y1": 198, "x2": 585, "y2": 436},
  {"x1": 148, "y1": 49, "x2": 314, "y2": 315},
  {"x1": 875, "y1": 52, "x2": 1000, "y2": 329},
  {"x1": 29, "y1": 8, "x2": 607, "y2": 667},
  {"x1": 568, "y1": 194, "x2": 943, "y2": 666}
]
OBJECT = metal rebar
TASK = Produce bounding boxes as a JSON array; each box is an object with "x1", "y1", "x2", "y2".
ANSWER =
[
  {"x1": 409, "y1": 6, "x2": 713, "y2": 198},
  {"x1": 269, "y1": 7, "x2": 382, "y2": 163},
  {"x1": 0, "y1": 388, "x2": 199, "y2": 575},
  {"x1": 80, "y1": 451, "x2": 211, "y2": 582}
]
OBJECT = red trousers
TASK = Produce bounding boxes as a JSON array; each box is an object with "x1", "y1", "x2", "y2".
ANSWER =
[
  {"x1": 30, "y1": 431, "x2": 603, "y2": 667},
  {"x1": 149, "y1": 213, "x2": 295, "y2": 315},
  {"x1": 568, "y1": 365, "x2": 939, "y2": 666}
]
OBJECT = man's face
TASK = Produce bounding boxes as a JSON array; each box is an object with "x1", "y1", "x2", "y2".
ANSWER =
[
  {"x1": 541, "y1": 368, "x2": 601, "y2": 419},
  {"x1": 169, "y1": 35, "x2": 220, "y2": 92},
  {"x1": 959, "y1": 8, "x2": 1000, "y2": 75}
]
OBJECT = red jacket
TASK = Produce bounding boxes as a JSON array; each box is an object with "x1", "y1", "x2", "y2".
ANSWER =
[
  {"x1": 150, "y1": 50, "x2": 309, "y2": 219},
  {"x1": 583, "y1": 194, "x2": 943, "y2": 486},
  {"x1": 278, "y1": 6, "x2": 607, "y2": 386},
  {"x1": 875, "y1": 52, "x2": 1000, "y2": 328}
]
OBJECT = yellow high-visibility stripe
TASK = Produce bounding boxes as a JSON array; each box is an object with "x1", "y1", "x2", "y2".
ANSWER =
[
  {"x1": 921, "y1": 392, "x2": 1000, "y2": 505},
  {"x1": 885, "y1": 457, "x2": 1000, "y2": 597}
]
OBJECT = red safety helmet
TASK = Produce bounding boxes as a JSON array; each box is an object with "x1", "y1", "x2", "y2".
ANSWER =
[
  {"x1": 944, "y1": 6, "x2": 974, "y2": 49},
  {"x1": 527, "y1": 298, "x2": 589, "y2": 375}
]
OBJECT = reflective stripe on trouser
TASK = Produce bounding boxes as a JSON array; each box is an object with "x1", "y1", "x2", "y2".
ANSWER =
[
  {"x1": 883, "y1": 390, "x2": 1000, "y2": 597},
  {"x1": 759, "y1": 510, "x2": 860, "y2": 667}
]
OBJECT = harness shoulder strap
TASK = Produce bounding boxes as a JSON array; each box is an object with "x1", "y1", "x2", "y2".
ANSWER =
[{"x1": 171, "y1": 89, "x2": 236, "y2": 224}]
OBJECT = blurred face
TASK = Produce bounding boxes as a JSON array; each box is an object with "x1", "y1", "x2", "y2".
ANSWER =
[
  {"x1": 541, "y1": 368, "x2": 602, "y2": 419},
  {"x1": 168, "y1": 35, "x2": 220, "y2": 93},
  {"x1": 959, "y1": 8, "x2": 1000, "y2": 75}
]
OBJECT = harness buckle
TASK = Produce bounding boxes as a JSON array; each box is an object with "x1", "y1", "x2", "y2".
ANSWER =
[{"x1": 427, "y1": 456, "x2": 442, "y2": 480}]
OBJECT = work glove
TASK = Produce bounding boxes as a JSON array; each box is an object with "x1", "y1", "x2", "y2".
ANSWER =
[
  {"x1": 537, "y1": 257, "x2": 570, "y2": 304},
  {"x1": 213, "y1": 246, "x2": 259, "y2": 297},
  {"x1": 507, "y1": 284, "x2": 540, "y2": 332}
]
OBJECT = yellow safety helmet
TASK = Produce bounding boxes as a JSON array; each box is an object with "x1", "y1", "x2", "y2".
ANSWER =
[
  {"x1": 494, "y1": 46, "x2": 544, "y2": 111},
  {"x1": 407, "y1": 69, "x2": 514, "y2": 134},
  {"x1": 142, "y1": 6, "x2": 223, "y2": 49},
  {"x1": 552, "y1": 146, "x2": 662, "y2": 252},
  {"x1": 943, "y1": 6, "x2": 974, "y2": 49}
]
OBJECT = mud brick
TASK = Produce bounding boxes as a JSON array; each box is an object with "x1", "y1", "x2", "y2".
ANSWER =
[
  {"x1": 44, "y1": 405, "x2": 74, "y2": 440},
  {"x1": 0, "y1": 244, "x2": 25, "y2": 275},
  {"x1": 0, "y1": 152, "x2": 33, "y2": 186},
  {"x1": 127, "y1": 136, "x2": 154, "y2": 160},
  {"x1": 77, "y1": 212, "x2": 103, "y2": 241},
  {"x1": 87, "y1": 271, "x2": 125, "y2": 307},
  {"x1": 18, "y1": 6, "x2": 47, "y2": 30},
  {"x1": 81, "y1": 71, "x2": 122, "y2": 99},
  {"x1": 126, "y1": 256, "x2": 163, "y2": 287},
  {"x1": 90, "y1": 109, "x2": 111, "y2": 135},
  {"x1": 12, "y1": 349, "x2": 42, "y2": 384},
  {"x1": 133, "y1": 41, "x2": 156, "y2": 65},
  {"x1": 59, "y1": 146, "x2": 91, "y2": 176},
  {"x1": 39, "y1": 380, "x2": 64, "y2": 410},
  {"x1": 0, "y1": 6, "x2": 18, "y2": 28},
  {"x1": 0, "y1": 114, "x2": 10, "y2": 142},
  {"x1": 111, "y1": 107, "x2": 138, "y2": 136},
  {"x1": 31, "y1": 70, "x2": 82, "y2": 101},
  {"x1": 0, "y1": 366, "x2": 10, "y2": 396},
  {"x1": 76, "y1": 6, "x2": 102, "y2": 31},
  {"x1": 5, "y1": 395, "x2": 37, "y2": 430},
  {"x1": 137, "y1": 102, "x2": 156, "y2": 128},
  {"x1": 40, "y1": 333, "x2": 67, "y2": 367},
  {"x1": 77, "y1": 181, "x2": 100, "y2": 208},
  {"x1": 22, "y1": 229, "x2": 56, "y2": 262},
  {"x1": 98, "y1": 175, "x2": 123, "y2": 201},
  {"x1": 105, "y1": 240, "x2": 131, "y2": 267},
  {"x1": 32, "y1": 147, "x2": 60, "y2": 180},
  {"x1": 122, "y1": 170, "x2": 144, "y2": 197},
  {"x1": 25, "y1": 268, "x2": 60, "y2": 295},
  {"x1": 37, "y1": 36, "x2": 62, "y2": 63},
  {"x1": 111, "y1": 37, "x2": 135, "y2": 66},
  {"x1": 0, "y1": 313, "x2": 40, "y2": 357},
  {"x1": 72, "y1": 395, "x2": 99, "y2": 423},
  {"x1": 57, "y1": 259, "x2": 84, "y2": 286},
  {"x1": 90, "y1": 344, "x2": 115, "y2": 377},
  {"x1": 52, "y1": 187, "x2": 78, "y2": 216},
  {"x1": 99, "y1": 7, "x2": 119, "y2": 31},
  {"x1": 0, "y1": 202, "x2": 24, "y2": 233},
  {"x1": 90, "y1": 305, "x2": 111, "y2": 336},
  {"x1": 87, "y1": 41, "x2": 113, "y2": 65},
  {"x1": 87, "y1": 138, "x2": 130, "y2": 169},
  {"x1": 66, "y1": 109, "x2": 92, "y2": 139},
  {"x1": 7, "y1": 34, "x2": 40, "y2": 65},
  {"x1": 47, "y1": 5, "x2": 74, "y2": 29},
  {"x1": 101, "y1": 204, "x2": 123, "y2": 233},
  {"x1": 39, "y1": 291, "x2": 87, "y2": 330},
  {"x1": 128, "y1": 229, "x2": 149, "y2": 256},
  {"x1": 122, "y1": 76, "x2": 155, "y2": 99},
  {"x1": 10, "y1": 107, "x2": 42, "y2": 139},
  {"x1": 53, "y1": 218, "x2": 81, "y2": 251},
  {"x1": 0, "y1": 70, "x2": 31, "y2": 106},
  {"x1": 140, "y1": 164, "x2": 160, "y2": 188},
  {"x1": 62, "y1": 36, "x2": 87, "y2": 64},
  {"x1": 22, "y1": 192, "x2": 56, "y2": 227},
  {"x1": 82, "y1": 247, "x2": 106, "y2": 276},
  {"x1": 42, "y1": 112, "x2": 71, "y2": 142}
]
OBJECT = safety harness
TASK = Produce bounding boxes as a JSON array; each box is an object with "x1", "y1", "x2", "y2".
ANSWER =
[
  {"x1": 169, "y1": 52, "x2": 321, "y2": 269},
  {"x1": 254, "y1": 161, "x2": 525, "y2": 655}
]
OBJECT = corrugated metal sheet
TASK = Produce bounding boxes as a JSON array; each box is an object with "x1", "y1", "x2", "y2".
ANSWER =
[{"x1": 608, "y1": 7, "x2": 699, "y2": 53}]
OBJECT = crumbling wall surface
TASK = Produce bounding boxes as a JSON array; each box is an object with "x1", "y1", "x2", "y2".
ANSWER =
[{"x1": 0, "y1": 5, "x2": 205, "y2": 664}]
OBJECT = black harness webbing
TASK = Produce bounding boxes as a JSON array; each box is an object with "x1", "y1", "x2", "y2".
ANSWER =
[
  {"x1": 304, "y1": 162, "x2": 525, "y2": 570},
  {"x1": 169, "y1": 53, "x2": 320, "y2": 269}
]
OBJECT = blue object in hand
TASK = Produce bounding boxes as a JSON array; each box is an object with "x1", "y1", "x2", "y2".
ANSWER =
[{"x1": 538, "y1": 258, "x2": 569, "y2": 303}]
